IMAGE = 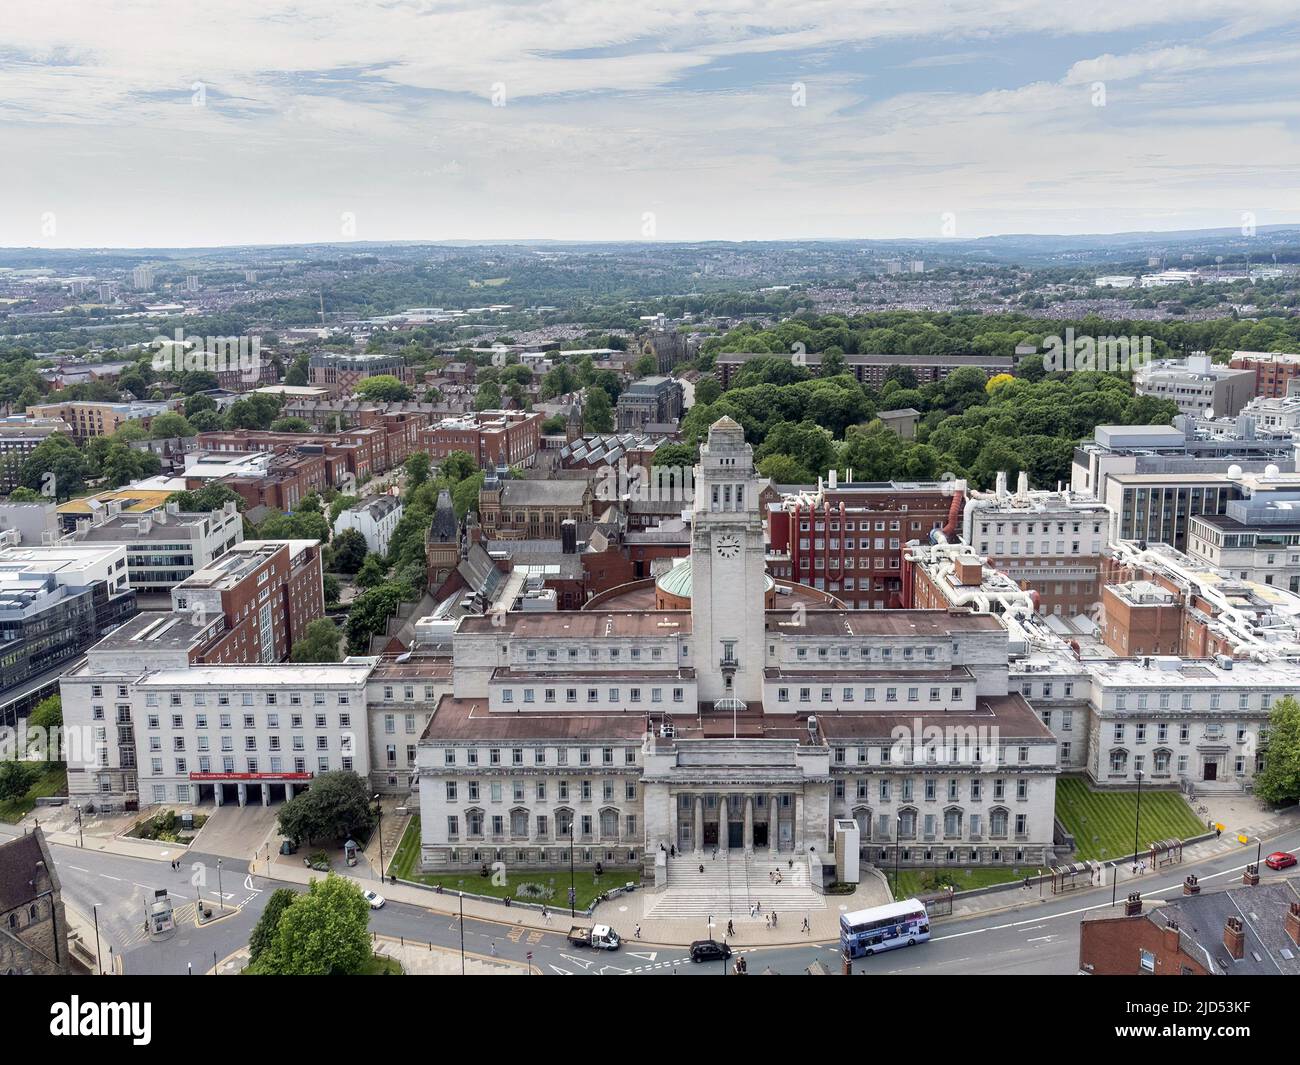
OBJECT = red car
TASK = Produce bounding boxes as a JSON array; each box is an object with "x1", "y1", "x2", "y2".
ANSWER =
[{"x1": 1265, "y1": 851, "x2": 1297, "y2": 870}]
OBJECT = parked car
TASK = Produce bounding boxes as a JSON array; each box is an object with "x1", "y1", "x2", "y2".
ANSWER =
[
  {"x1": 1265, "y1": 851, "x2": 1297, "y2": 870},
  {"x1": 363, "y1": 889, "x2": 386, "y2": 909},
  {"x1": 690, "y1": 939, "x2": 732, "y2": 963}
]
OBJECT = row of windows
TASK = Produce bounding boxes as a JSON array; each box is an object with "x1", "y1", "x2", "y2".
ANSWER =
[
  {"x1": 148, "y1": 754, "x2": 348, "y2": 775},
  {"x1": 781, "y1": 685, "x2": 964, "y2": 705},
  {"x1": 828, "y1": 745, "x2": 1037, "y2": 766},
  {"x1": 119, "y1": 690, "x2": 352, "y2": 708},
  {"x1": 854, "y1": 808, "x2": 1030, "y2": 841},
  {"x1": 522, "y1": 645, "x2": 667, "y2": 663},
  {"x1": 502, "y1": 686, "x2": 684, "y2": 705},
  {"x1": 445, "y1": 779, "x2": 639, "y2": 803},
  {"x1": 1113, "y1": 692, "x2": 1279, "y2": 712},
  {"x1": 792, "y1": 643, "x2": 951, "y2": 662},
  {"x1": 441, "y1": 746, "x2": 638, "y2": 767},
  {"x1": 142, "y1": 712, "x2": 348, "y2": 731},
  {"x1": 833, "y1": 777, "x2": 1033, "y2": 802},
  {"x1": 1109, "y1": 722, "x2": 1259, "y2": 744},
  {"x1": 446, "y1": 810, "x2": 635, "y2": 840}
]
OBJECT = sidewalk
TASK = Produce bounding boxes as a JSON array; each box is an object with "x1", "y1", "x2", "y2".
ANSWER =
[{"x1": 940, "y1": 801, "x2": 1300, "y2": 922}]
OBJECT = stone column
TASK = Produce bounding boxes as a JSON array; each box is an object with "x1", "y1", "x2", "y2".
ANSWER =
[
  {"x1": 215, "y1": 783, "x2": 224, "y2": 808},
  {"x1": 285, "y1": 783, "x2": 295, "y2": 802},
  {"x1": 743, "y1": 796, "x2": 754, "y2": 856},
  {"x1": 237, "y1": 782, "x2": 247, "y2": 808},
  {"x1": 669, "y1": 793, "x2": 679, "y2": 854},
  {"x1": 262, "y1": 783, "x2": 270, "y2": 807},
  {"x1": 769, "y1": 793, "x2": 779, "y2": 857},
  {"x1": 693, "y1": 796, "x2": 704, "y2": 855},
  {"x1": 793, "y1": 791, "x2": 803, "y2": 854},
  {"x1": 718, "y1": 796, "x2": 729, "y2": 854}
]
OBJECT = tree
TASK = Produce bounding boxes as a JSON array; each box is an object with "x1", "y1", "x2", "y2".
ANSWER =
[
  {"x1": 355, "y1": 554, "x2": 388, "y2": 588},
  {"x1": 405, "y1": 452, "x2": 431, "y2": 489},
  {"x1": 270, "y1": 417, "x2": 313, "y2": 433},
  {"x1": 276, "y1": 770, "x2": 376, "y2": 844},
  {"x1": 583, "y1": 387, "x2": 613, "y2": 432},
  {"x1": 331, "y1": 528, "x2": 369, "y2": 573},
  {"x1": 694, "y1": 375, "x2": 722, "y2": 406},
  {"x1": 322, "y1": 573, "x2": 341, "y2": 606},
  {"x1": 167, "y1": 483, "x2": 243, "y2": 513},
  {"x1": 651, "y1": 443, "x2": 697, "y2": 471},
  {"x1": 354, "y1": 375, "x2": 412, "y2": 402},
  {"x1": 248, "y1": 888, "x2": 297, "y2": 964},
  {"x1": 6, "y1": 487, "x2": 41, "y2": 502},
  {"x1": 541, "y1": 414, "x2": 568, "y2": 434},
  {"x1": 19, "y1": 436, "x2": 89, "y2": 501},
  {"x1": 289, "y1": 619, "x2": 342, "y2": 663},
  {"x1": 437, "y1": 451, "x2": 477, "y2": 485},
  {"x1": 148, "y1": 412, "x2": 196, "y2": 439},
  {"x1": 757, "y1": 453, "x2": 814, "y2": 484},
  {"x1": 345, "y1": 582, "x2": 410, "y2": 653},
  {"x1": 473, "y1": 381, "x2": 502, "y2": 411},
  {"x1": 0, "y1": 761, "x2": 40, "y2": 803},
  {"x1": 285, "y1": 355, "x2": 310, "y2": 387},
  {"x1": 255, "y1": 875, "x2": 371, "y2": 976},
  {"x1": 634, "y1": 354, "x2": 657, "y2": 377},
  {"x1": 258, "y1": 510, "x2": 330, "y2": 543},
  {"x1": 452, "y1": 471, "x2": 485, "y2": 519},
  {"x1": 1254, "y1": 696, "x2": 1300, "y2": 806}
]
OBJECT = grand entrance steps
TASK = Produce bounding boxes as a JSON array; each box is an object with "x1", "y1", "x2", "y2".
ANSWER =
[{"x1": 645, "y1": 854, "x2": 825, "y2": 919}]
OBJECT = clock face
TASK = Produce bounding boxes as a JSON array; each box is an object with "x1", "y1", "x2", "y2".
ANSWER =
[{"x1": 715, "y1": 533, "x2": 741, "y2": 560}]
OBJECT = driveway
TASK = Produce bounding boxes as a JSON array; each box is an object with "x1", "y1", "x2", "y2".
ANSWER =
[{"x1": 191, "y1": 804, "x2": 281, "y2": 861}]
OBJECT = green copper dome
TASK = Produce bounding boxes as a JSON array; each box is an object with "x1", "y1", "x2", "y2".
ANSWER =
[{"x1": 655, "y1": 559, "x2": 774, "y2": 600}]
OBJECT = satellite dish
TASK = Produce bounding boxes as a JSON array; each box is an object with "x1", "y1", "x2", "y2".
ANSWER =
[
  {"x1": 1265, "y1": 464, "x2": 1280, "y2": 478},
  {"x1": 1227, "y1": 464, "x2": 1243, "y2": 477}
]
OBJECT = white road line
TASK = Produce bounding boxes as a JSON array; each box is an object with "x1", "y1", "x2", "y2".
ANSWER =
[{"x1": 67, "y1": 865, "x2": 90, "y2": 873}]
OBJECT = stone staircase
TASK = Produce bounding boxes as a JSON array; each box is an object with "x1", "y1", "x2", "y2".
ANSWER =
[{"x1": 644, "y1": 854, "x2": 824, "y2": 919}]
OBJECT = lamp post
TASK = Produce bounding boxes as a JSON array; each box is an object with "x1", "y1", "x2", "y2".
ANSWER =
[
  {"x1": 568, "y1": 817, "x2": 576, "y2": 918},
  {"x1": 459, "y1": 892, "x2": 465, "y2": 976},
  {"x1": 74, "y1": 804, "x2": 84, "y2": 849},
  {"x1": 373, "y1": 794, "x2": 385, "y2": 881},
  {"x1": 1131, "y1": 771, "x2": 1144, "y2": 872},
  {"x1": 893, "y1": 814, "x2": 903, "y2": 898},
  {"x1": 216, "y1": 858, "x2": 224, "y2": 913},
  {"x1": 92, "y1": 904, "x2": 102, "y2": 975}
]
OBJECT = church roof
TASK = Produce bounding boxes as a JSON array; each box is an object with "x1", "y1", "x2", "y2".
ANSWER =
[{"x1": 428, "y1": 489, "x2": 457, "y2": 543}]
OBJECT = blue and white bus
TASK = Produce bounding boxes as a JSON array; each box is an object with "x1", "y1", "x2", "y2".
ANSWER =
[{"x1": 839, "y1": 899, "x2": 931, "y2": 958}]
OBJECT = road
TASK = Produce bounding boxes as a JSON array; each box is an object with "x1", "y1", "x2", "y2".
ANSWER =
[{"x1": 8, "y1": 822, "x2": 1298, "y2": 976}]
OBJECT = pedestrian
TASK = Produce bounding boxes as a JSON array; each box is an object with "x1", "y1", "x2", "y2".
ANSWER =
[
  {"x1": 699, "y1": 863, "x2": 705, "y2": 874},
  {"x1": 635, "y1": 924, "x2": 642, "y2": 939},
  {"x1": 764, "y1": 913, "x2": 771, "y2": 930},
  {"x1": 670, "y1": 845, "x2": 676, "y2": 858},
  {"x1": 772, "y1": 911, "x2": 778, "y2": 928},
  {"x1": 490, "y1": 940, "x2": 497, "y2": 956},
  {"x1": 727, "y1": 919, "x2": 734, "y2": 938},
  {"x1": 801, "y1": 917, "x2": 810, "y2": 934},
  {"x1": 788, "y1": 859, "x2": 793, "y2": 870}
]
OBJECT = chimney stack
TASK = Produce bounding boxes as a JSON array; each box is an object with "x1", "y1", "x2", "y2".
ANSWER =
[
  {"x1": 1243, "y1": 864, "x2": 1260, "y2": 887},
  {"x1": 1285, "y1": 902, "x2": 1300, "y2": 948},
  {"x1": 1183, "y1": 875, "x2": 1200, "y2": 896},
  {"x1": 1162, "y1": 919, "x2": 1180, "y2": 955},
  {"x1": 1123, "y1": 892, "x2": 1142, "y2": 917},
  {"x1": 1224, "y1": 916, "x2": 1245, "y2": 961}
]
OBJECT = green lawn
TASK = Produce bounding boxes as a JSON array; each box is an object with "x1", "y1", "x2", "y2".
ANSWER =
[
  {"x1": 359, "y1": 953, "x2": 404, "y2": 975},
  {"x1": 1055, "y1": 777, "x2": 1206, "y2": 863},
  {"x1": 0, "y1": 765, "x2": 67, "y2": 824},
  {"x1": 390, "y1": 815, "x2": 639, "y2": 911},
  {"x1": 889, "y1": 866, "x2": 1032, "y2": 900}
]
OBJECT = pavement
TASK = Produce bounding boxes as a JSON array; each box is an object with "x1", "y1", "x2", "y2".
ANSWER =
[{"x1": 9, "y1": 795, "x2": 1298, "y2": 962}]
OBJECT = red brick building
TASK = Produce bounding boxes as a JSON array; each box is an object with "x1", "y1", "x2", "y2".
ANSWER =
[
  {"x1": 768, "y1": 479, "x2": 962, "y2": 608},
  {"x1": 1228, "y1": 351, "x2": 1300, "y2": 399},
  {"x1": 171, "y1": 539, "x2": 325, "y2": 664},
  {"x1": 421, "y1": 410, "x2": 542, "y2": 469}
]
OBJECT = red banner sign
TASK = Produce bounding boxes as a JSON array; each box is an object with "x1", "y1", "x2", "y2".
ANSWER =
[{"x1": 188, "y1": 772, "x2": 313, "y2": 781}]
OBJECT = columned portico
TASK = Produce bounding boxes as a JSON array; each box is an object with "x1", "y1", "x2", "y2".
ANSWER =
[
  {"x1": 664, "y1": 788, "x2": 816, "y2": 856},
  {"x1": 743, "y1": 796, "x2": 754, "y2": 855}
]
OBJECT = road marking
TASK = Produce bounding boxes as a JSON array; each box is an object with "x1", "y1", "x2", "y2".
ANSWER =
[
  {"x1": 98, "y1": 874, "x2": 122, "y2": 881},
  {"x1": 627, "y1": 951, "x2": 658, "y2": 961},
  {"x1": 549, "y1": 965, "x2": 573, "y2": 975},
  {"x1": 68, "y1": 865, "x2": 90, "y2": 873},
  {"x1": 559, "y1": 953, "x2": 595, "y2": 970}
]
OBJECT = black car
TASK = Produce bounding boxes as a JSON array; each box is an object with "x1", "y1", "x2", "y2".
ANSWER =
[{"x1": 690, "y1": 939, "x2": 732, "y2": 962}]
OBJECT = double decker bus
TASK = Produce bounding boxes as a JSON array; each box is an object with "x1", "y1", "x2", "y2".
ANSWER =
[{"x1": 839, "y1": 898, "x2": 930, "y2": 958}]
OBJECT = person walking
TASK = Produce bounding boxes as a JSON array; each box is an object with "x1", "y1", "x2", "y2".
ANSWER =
[
  {"x1": 726, "y1": 919, "x2": 734, "y2": 938},
  {"x1": 635, "y1": 924, "x2": 642, "y2": 939},
  {"x1": 801, "y1": 916, "x2": 810, "y2": 934},
  {"x1": 490, "y1": 940, "x2": 497, "y2": 956}
]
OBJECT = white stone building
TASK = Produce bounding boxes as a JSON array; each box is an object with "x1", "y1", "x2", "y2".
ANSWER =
[
  {"x1": 414, "y1": 418, "x2": 1060, "y2": 874},
  {"x1": 333, "y1": 494, "x2": 403, "y2": 556}
]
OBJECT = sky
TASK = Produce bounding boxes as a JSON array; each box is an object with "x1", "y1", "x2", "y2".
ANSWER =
[{"x1": 2, "y1": 1, "x2": 1299, "y2": 248}]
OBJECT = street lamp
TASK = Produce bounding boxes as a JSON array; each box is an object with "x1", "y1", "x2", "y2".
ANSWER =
[
  {"x1": 216, "y1": 858, "x2": 224, "y2": 913},
  {"x1": 1131, "y1": 770, "x2": 1144, "y2": 872},
  {"x1": 74, "y1": 804, "x2": 84, "y2": 849},
  {"x1": 893, "y1": 813, "x2": 903, "y2": 898},
  {"x1": 568, "y1": 817, "x2": 576, "y2": 918},
  {"x1": 373, "y1": 794, "x2": 385, "y2": 882},
  {"x1": 459, "y1": 892, "x2": 465, "y2": 976}
]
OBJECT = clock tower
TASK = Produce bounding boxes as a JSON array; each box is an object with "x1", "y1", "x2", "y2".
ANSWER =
[{"x1": 690, "y1": 417, "x2": 767, "y2": 705}]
